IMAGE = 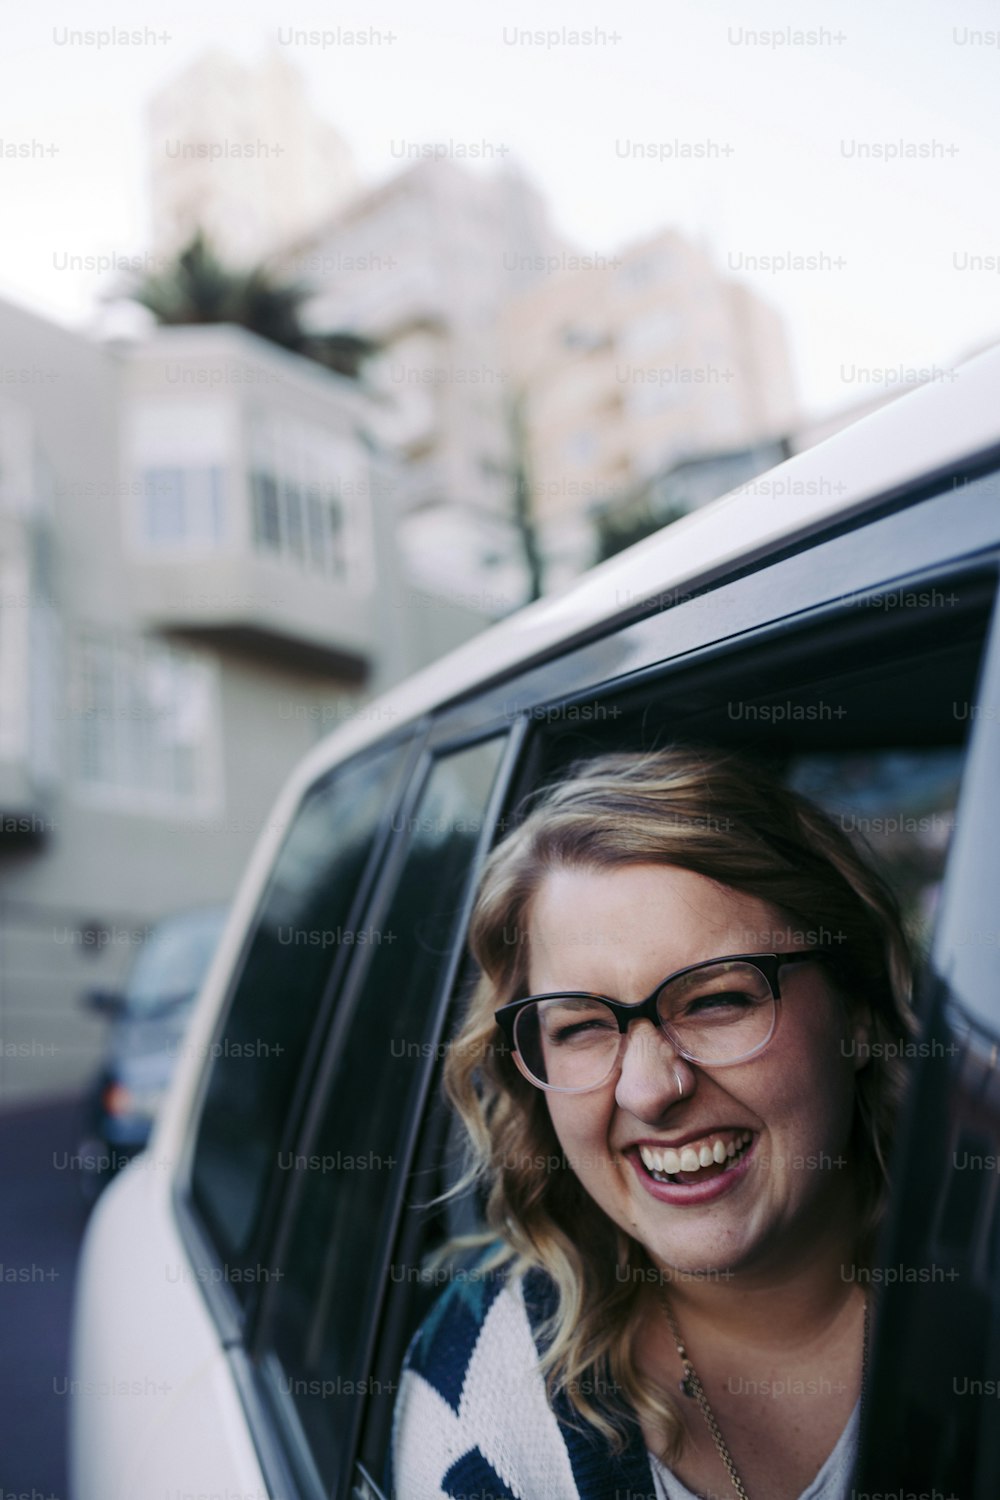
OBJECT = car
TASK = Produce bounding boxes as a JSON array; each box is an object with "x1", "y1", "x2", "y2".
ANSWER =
[
  {"x1": 70, "y1": 346, "x2": 1000, "y2": 1499},
  {"x1": 75, "y1": 906, "x2": 228, "y2": 1201}
]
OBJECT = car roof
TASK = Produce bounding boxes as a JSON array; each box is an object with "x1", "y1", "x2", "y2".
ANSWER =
[{"x1": 301, "y1": 343, "x2": 1000, "y2": 789}]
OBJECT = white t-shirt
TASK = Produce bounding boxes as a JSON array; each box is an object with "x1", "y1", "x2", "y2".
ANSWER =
[{"x1": 648, "y1": 1399, "x2": 860, "y2": 1500}]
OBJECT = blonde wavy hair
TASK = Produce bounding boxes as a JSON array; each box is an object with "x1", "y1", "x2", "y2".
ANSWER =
[{"x1": 441, "y1": 746, "x2": 916, "y2": 1462}]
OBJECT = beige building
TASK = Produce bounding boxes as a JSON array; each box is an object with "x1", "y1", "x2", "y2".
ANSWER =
[
  {"x1": 503, "y1": 230, "x2": 798, "y2": 577},
  {"x1": 147, "y1": 50, "x2": 358, "y2": 267}
]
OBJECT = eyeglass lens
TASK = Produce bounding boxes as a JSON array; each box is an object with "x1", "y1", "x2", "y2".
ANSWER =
[{"x1": 513, "y1": 959, "x2": 776, "y2": 1090}]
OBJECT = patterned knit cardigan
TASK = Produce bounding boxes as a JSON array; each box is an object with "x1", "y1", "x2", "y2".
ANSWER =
[{"x1": 388, "y1": 1261, "x2": 659, "y2": 1500}]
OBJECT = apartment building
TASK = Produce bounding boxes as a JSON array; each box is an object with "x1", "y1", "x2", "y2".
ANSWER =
[
  {"x1": 282, "y1": 158, "x2": 569, "y2": 610},
  {"x1": 147, "y1": 50, "x2": 358, "y2": 267},
  {"x1": 502, "y1": 229, "x2": 799, "y2": 580},
  {"x1": 0, "y1": 298, "x2": 475, "y2": 1104}
]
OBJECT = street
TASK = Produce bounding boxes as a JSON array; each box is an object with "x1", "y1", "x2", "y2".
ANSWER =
[{"x1": 0, "y1": 1097, "x2": 91, "y2": 1498}]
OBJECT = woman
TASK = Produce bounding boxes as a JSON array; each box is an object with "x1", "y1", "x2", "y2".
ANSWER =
[{"x1": 390, "y1": 748, "x2": 914, "y2": 1500}]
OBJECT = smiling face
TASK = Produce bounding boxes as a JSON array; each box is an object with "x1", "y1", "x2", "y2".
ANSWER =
[{"x1": 525, "y1": 862, "x2": 869, "y2": 1279}]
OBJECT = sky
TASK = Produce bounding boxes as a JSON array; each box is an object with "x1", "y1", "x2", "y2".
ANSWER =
[{"x1": 2, "y1": 0, "x2": 999, "y2": 416}]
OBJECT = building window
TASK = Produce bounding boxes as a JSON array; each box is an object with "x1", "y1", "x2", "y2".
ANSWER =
[
  {"x1": 248, "y1": 414, "x2": 365, "y2": 583},
  {"x1": 327, "y1": 494, "x2": 346, "y2": 578},
  {"x1": 0, "y1": 399, "x2": 38, "y2": 515},
  {"x1": 251, "y1": 469, "x2": 282, "y2": 552},
  {"x1": 284, "y1": 481, "x2": 306, "y2": 564},
  {"x1": 302, "y1": 486, "x2": 346, "y2": 578},
  {"x1": 140, "y1": 467, "x2": 226, "y2": 549},
  {"x1": 72, "y1": 630, "x2": 221, "y2": 816},
  {"x1": 560, "y1": 324, "x2": 607, "y2": 353},
  {"x1": 619, "y1": 309, "x2": 684, "y2": 357},
  {"x1": 0, "y1": 542, "x2": 60, "y2": 781},
  {"x1": 306, "y1": 489, "x2": 327, "y2": 571},
  {"x1": 128, "y1": 400, "x2": 231, "y2": 550},
  {"x1": 626, "y1": 382, "x2": 692, "y2": 420},
  {"x1": 0, "y1": 555, "x2": 26, "y2": 761},
  {"x1": 143, "y1": 468, "x2": 184, "y2": 543},
  {"x1": 28, "y1": 594, "x2": 60, "y2": 787}
]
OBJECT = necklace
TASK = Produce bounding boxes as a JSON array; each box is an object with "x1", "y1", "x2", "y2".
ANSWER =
[{"x1": 659, "y1": 1292, "x2": 871, "y2": 1500}]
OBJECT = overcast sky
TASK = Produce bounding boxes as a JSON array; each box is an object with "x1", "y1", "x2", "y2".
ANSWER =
[{"x1": 3, "y1": 0, "x2": 999, "y2": 415}]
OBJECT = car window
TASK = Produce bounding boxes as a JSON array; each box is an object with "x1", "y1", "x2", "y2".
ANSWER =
[
  {"x1": 359, "y1": 757, "x2": 972, "y2": 1479},
  {"x1": 356, "y1": 575, "x2": 996, "y2": 1489},
  {"x1": 855, "y1": 600, "x2": 1000, "y2": 1494},
  {"x1": 189, "y1": 741, "x2": 411, "y2": 1288},
  {"x1": 251, "y1": 735, "x2": 508, "y2": 1495},
  {"x1": 786, "y1": 748, "x2": 964, "y2": 945}
]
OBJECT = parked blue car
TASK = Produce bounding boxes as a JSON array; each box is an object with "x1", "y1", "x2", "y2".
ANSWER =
[{"x1": 76, "y1": 905, "x2": 227, "y2": 1199}]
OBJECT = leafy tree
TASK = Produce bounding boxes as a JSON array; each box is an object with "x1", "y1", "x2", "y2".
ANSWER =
[
  {"x1": 593, "y1": 500, "x2": 688, "y2": 564},
  {"x1": 124, "y1": 231, "x2": 375, "y2": 379}
]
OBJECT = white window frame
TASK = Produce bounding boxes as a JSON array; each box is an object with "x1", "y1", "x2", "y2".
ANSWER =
[
  {"x1": 125, "y1": 399, "x2": 234, "y2": 556},
  {"x1": 0, "y1": 553, "x2": 29, "y2": 762},
  {"x1": 70, "y1": 629, "x2": 223, "y2": 819},
  {"x1": 247, "y1": 411, "x2": 373, "y2": 591}
]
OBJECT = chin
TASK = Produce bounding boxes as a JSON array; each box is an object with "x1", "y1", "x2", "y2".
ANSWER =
[
  {"x1": 650, "y1": 1255, "x2": 742, "y2": 1288},
  {"x1": 637, "y1": 1211, "x2": 777, "y2": 1283}
]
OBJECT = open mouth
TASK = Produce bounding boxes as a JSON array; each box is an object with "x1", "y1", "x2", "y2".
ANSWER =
[{"x1": 636, "y1": 1130, "x2": 754, "y2": 1187}]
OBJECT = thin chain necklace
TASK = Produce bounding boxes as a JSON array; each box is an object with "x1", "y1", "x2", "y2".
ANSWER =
[{"x1": 659, "y1": 1292, "x2": 871, "y2": 1500}]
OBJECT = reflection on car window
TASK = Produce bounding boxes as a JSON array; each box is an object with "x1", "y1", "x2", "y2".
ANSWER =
[
  {"x1": 852, "y1": 626, "x2": 1000, "y2": 1493},
  {"x1": 190, "y1": 742, "x2": 408, "y2": 1280},
  {"x1": 788, "y1": 749, "x2": 965, "y2": 947},
  {"x1": 255, "y1": 736, "x2": 507, "y2": 1493}
]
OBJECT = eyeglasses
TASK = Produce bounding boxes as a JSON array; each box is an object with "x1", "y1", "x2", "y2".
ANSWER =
[{"x1": 494, "y1": 950, "x2": 824, "y2": 1094}]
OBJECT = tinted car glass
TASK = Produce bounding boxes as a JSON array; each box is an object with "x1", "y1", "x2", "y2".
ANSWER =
[
  {"x1": 253, "y1": 735, "x2": 508, "y2": 1494},
  {"x1": 856, "y1": 600, "x2": 1000, "y2": 1497},
  {"x1": 190, "y1": 742, "x2": 410, "y2": 1280},
  {"x1": 786, "y1": 748, "x2": 964, "y2": 941}
]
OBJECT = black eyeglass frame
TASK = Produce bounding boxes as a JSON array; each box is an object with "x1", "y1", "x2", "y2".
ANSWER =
[{"x1": 494, "y1": 949, "x2": 828, "y2": 1092}]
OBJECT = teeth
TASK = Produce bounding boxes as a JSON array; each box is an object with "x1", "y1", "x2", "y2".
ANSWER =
[{"x1": 638, "y1": 1132, "x2": 753, "y2": 1180}]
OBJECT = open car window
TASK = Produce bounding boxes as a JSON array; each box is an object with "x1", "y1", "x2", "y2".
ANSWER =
[{"x1": 356, "y1": 566, "x2": 998, "y2": 1491}]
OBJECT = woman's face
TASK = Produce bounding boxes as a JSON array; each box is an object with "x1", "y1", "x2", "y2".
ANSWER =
[{"x1": 525, "y1": 862, "x2": 869, "y2": 1278}]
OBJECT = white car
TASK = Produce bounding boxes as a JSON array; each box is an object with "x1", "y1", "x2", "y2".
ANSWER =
[{"x1": 71, "y1": 347, "x2": 1000, "y2": 1499}]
